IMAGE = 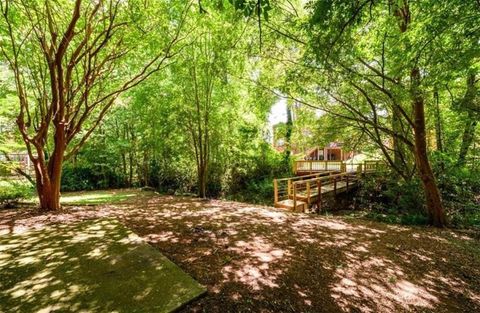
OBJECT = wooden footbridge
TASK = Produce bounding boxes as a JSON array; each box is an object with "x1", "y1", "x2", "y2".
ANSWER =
[{"x1": 274, "y1": 160, "x2": 381, "y2": 212}]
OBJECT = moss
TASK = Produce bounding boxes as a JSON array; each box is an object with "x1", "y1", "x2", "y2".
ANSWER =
[{"x1": 0, "y1": 218, "x2": 206, "y2": 312}]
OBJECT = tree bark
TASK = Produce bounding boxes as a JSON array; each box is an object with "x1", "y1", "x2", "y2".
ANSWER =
[
  {"x1": 457, "y1": 118, "x2": 477, "y2": 166},
  {"x1": 433, "y1": 88, "x2": 444, "y2": 152},
  {"x1": 285, "y1": 100, "x2": 293, "y2": 163},
  {"x1": 391, "y1": 105, "x2": 412, "y2": 176},
  {"x1": 457, "y1": 73, "x2": 478, "y2": 166},
  {"x1": 411, "y1": 68, "x2": 446, "y2": 227},
  {"x1": 198, "y1": 165, "x2": 207, "y2": 198},
  {"x1": 35, "y1": 138, "x2": 65, "y2": 211}
]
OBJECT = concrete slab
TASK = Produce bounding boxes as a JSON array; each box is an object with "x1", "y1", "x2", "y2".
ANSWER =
[{"x1": 0, "y1": 218, "x2": 206, "y2": 313}]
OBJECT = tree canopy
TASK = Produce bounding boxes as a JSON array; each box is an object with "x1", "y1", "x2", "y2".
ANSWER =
[{"x1": 1, "y1": 0, "x2": 479, "y2": 227}]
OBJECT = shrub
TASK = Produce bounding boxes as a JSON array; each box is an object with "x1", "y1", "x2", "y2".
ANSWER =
[
  {"x1": 431, "y1": 154, "x2": 480, "y2": 229},
  {"x1": 148, "y1": 158, "x2": 196, "y2": 194},
  {"x1": 61, "y1": 163, "x2": 124, "y2": 192},
  {"x1": 355, "y1": 173, "x2": 428, "y2": 225},
  {"x1": 0, "y1": 181, "x2": 32, "y2": 208},
  {"x1": 223, "y1": 148, "x2": 291, "y2": 204},
  {"x1": 357, "y1": 155, "x2": 480, "y2": 229}
]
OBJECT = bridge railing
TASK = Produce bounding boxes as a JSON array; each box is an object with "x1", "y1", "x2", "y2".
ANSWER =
[
  {"x1": 362, "y1": 160, "x2": 382, "y2": 173},
  {"x1": 291, "y1": 172, "x2": 359, "y2": 209},
  {"x1": 294, "y1": 159, "x2": 384, "y2": 175},
  {"x1": 275, "y1": 159, "x2": 384, "y2": 209},
  {"x1": 273, "y1": 171, "x2": 340, "y2": 204},
  {"x1": 294, "y1": 160, "x2": 345, "y2": 174}
]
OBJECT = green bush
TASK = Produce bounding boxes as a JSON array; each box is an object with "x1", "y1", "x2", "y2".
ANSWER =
[
  {"x1": 148, "y1": 158, "x2": 196, "y2": 195},
  {"x1": 223, "y1": 147, "x2": 291, "y2": 204},
  {"x1": 0, "y1": 181, "x2": 32, "y2": 208},
  {"x1": 356, "y1": 154, "x2": 480, "y2": 228},
  {"x1": 355, "y1": 173, "x2": 428, "y2": 225},
  {"x1": 61, "y1": 163, "x2": 125, "y2": 192},
  {"x1": 431, "y1": 153, "x2": 480, "y2": 229}
]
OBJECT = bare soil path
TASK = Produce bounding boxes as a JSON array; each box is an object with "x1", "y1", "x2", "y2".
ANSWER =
[{"x1": 1, "y1": 189, "x2": 479, "y2": 312}]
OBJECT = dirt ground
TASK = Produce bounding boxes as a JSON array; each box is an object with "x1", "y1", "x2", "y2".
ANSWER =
[{"x1": 1, "y1": 190, "x2": 479, "y2": 313}]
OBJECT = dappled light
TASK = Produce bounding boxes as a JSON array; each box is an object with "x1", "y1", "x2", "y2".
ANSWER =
[
  {"x1": 0, "y1": 217, "x2": 205, "y2": 313},
  {"x1": 1, "y1": 0, "x2": 479, "y2": 311},
  {"x1": 60, "y1": 191, "x2": 138, "y2": 205},
  {"x1": 1, "y1": 190, "x2": 478, "y2": 312}
]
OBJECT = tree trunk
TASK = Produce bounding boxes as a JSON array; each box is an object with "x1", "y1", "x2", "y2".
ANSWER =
[
  {"x1": 391, "y1": 105, "x2": 413, "y2": 177},
  {"x1": 457, "y1": 117, "x2": 477, "y2": 166},
  {"x1": 392, "y1": 0, "x2": 446, "y2": 227},
  {"x1": 143, "y1": 150, "x2": 149, "y2": 186},
  {"x1": 457, "y1": 73, "x2": 478, "y2": 166},
  {"x1": 122, "y1": 153, "x2": 127, "y2": 185},
  {"x1": 285, "y1": 100, "x2": 293, "y2": 163},
  {"x1": 411, "y1": 68, "x2": 446, "y2": 227},
  {"x1": 35, "y1": 143, "x2": 65, "y2": 211},
  {"x1": 392, "y1": 106, "x2": 404, "y2": 165},
  {"x1": 198, "y1": 164, "x2": 207, "y2": 198},
  {"x1": 128, "y1": 152, "x2": 133, "y2": 187},
  {"x1": 433, "y1": 88, "x2": 444, "y2": 152},
  {"x1": 31, "y1": 116, "x2": 67, "y2": 211}
]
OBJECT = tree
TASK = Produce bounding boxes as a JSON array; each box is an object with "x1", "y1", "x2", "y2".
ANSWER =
[
  {"x1": 0, "y1": 0, "x2": 189, "y2": 210},
  {"x1": 455, "y1": 72, "x2": 479, "y2": 166},
  {"x1": 175, "y1": 7, "x2": 251, "y2": 198},
  {"x1": 184, "y1": 38, "x2": 215, "y2": 198},
  {"x1": 301, "y1": 0, "x2": 480, "y2": 226},
  {"x1": 284, "y1": 100, "x2": 293, "y2": 162}
]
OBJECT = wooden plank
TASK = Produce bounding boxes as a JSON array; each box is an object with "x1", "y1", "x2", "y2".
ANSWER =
[
  {"x1": 317, "y1": 180, "x2": 322, "y2": 211},
  {"x1": 334, "y1": 176, "x2": 337, "y2": 196},
  {"x1": 275, "y1": 168, "x2": 366, "y2": 212},
  {"x1": 273, "y1": 179, "x2": 278, "y2": 204},
  {"x1": 293, "y1": 182, "x2": 297, "y2": 210},
  {"x1": 275, "y1": 199, "x2": 307, "y2": 211},
  {"x1": 306, "y1": 181, "x2": 311, "y2": 204}
]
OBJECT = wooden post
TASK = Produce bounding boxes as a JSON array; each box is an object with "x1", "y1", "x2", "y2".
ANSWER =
[
  {"x1": 317, "y1": 179, "x2": 322, "y2": 212},
  {"x1": 334, "y1": 176, "x2": 337, "y2": 196},
  {"x1": 274, "y1": 179, "x2": 278, "y2": 204},
  {"x1": 346, "y1": 174, "x2": 349, "y2": 191},
  {"x1": 287, "y1": 179, "x2": 292, "y2": 198},
  {"x1": 306, "y1": 181, "x2": 311, "y2": 205},
  {"x1": 293, "y1": 182, "x2": 297, "y2": 211},
  {"x1": 309, "y1": 161, "x2": 312, "y2": 173}
]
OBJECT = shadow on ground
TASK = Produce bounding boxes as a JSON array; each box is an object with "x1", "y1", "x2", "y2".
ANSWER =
[
  {"x1": 0, "y1": 218, "x2": 205, "y2": 313},
  {"x1": 1, "y1": 191, "x2": 479, "y2": 312}
]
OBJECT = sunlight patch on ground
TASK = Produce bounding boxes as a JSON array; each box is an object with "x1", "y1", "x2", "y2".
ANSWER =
[
  {"x1": 222, "y1": 237, "x2": 291, "y2": 291},
  {"x1": 24, "y1": 189, "x2": 145, "y2": 206},
  {"x1": 60, "y1": 191, "x2": 137, "y2": 205},
  {"x1": 0, "y1": 218, "x2": 205, "y2": 313},
  {"x1": 1, "y1": 190, "x2": 480, "y2": 312},
  {"x1": 331, "y1": 255, "x2": 440, "y2": 312}
]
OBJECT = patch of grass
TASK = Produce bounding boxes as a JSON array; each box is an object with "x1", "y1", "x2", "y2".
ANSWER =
[
  {"x1": 0, "y1": 179, "x2": 34, "y2": 208},
  {"x1": 60, "y1": 190, "x2": 140, "y2": 205},
  {"x1": 0, "y1": 218, "x2": 206, "y2": 312},
  {"x1": 24, "y1": 189, "x2": 152, "y2": 206}
]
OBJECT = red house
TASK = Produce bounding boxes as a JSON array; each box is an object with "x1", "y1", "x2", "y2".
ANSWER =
[{"x1": 304, "y1": 143, "x2": 354, "y2": 161}]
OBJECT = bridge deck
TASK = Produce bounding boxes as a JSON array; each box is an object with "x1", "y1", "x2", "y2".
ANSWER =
[{"x1": 274, "y1": 160, "x2": 381, "y2": 213}]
